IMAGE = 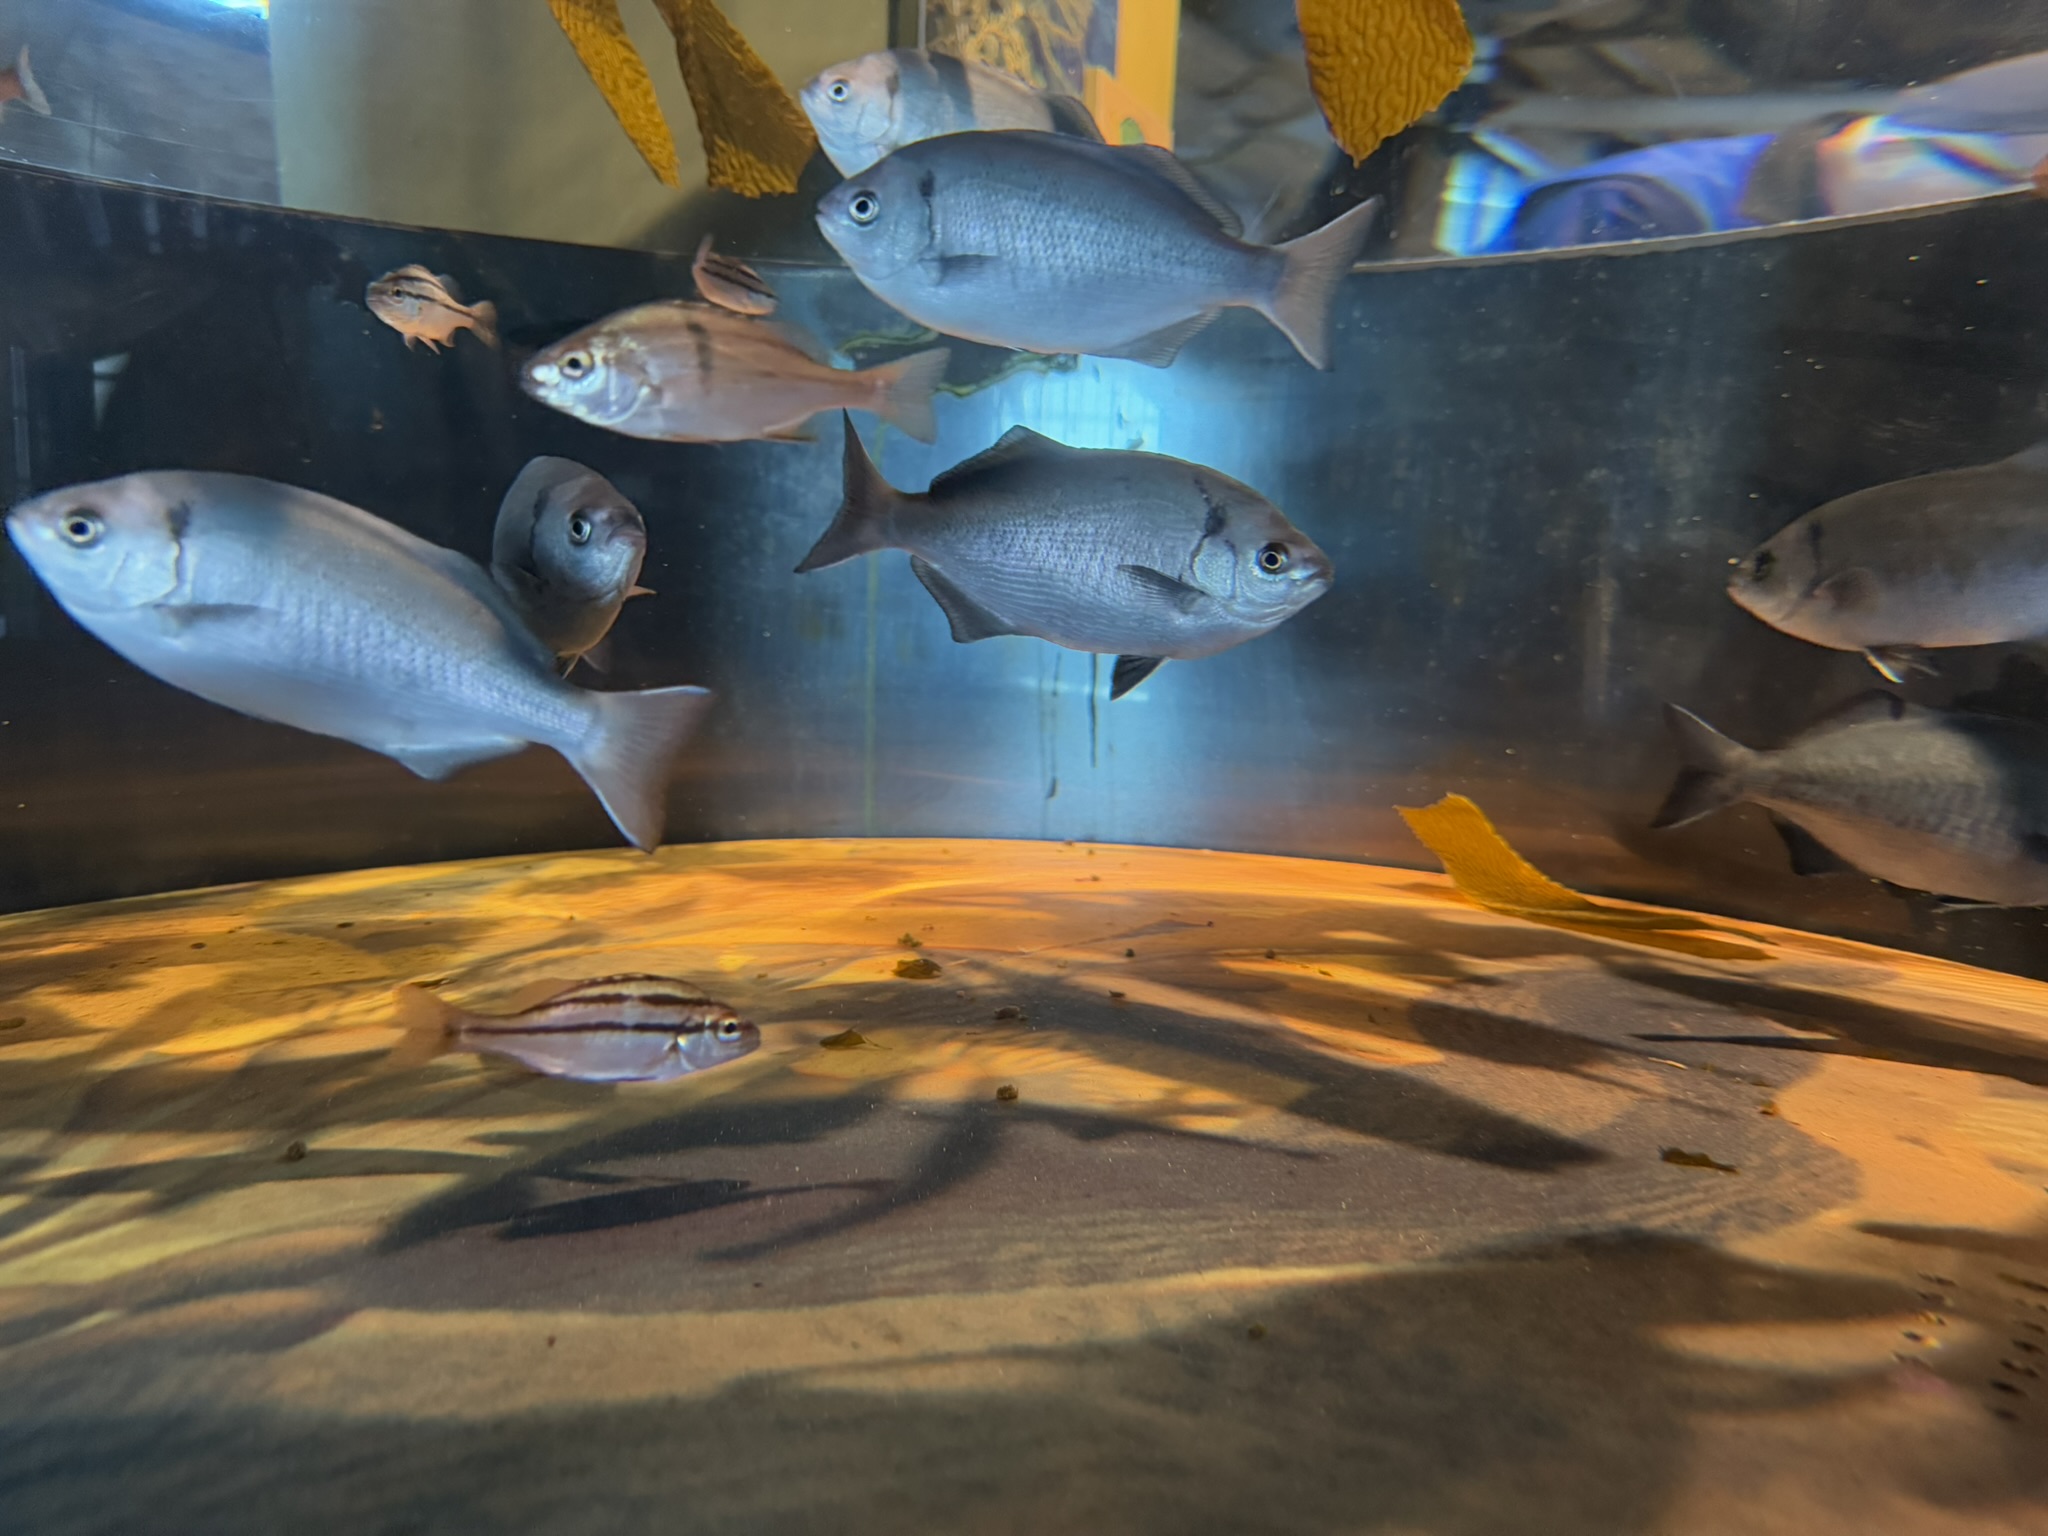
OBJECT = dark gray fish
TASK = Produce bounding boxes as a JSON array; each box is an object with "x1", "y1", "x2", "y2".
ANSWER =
[
  {"x1": 490, "y1": 457, "x2": 649, "y2": 672},
  {"x1": 398, "y1": 974, "x2": 759, "y2": 1082},
  {"x1": 816, "y1": 131, "x2": 1376, "y2": 369},
  {"x1": 1728, "y1": 442, "x2": 2048, "y2": 681},
  {"x1": 796, "y1": 415, "x2": 1332, "y2": 697},
  {"x1": 1653, "y1": 693, "x2": 2048, "y2": 906},
  {"x1": 800, "y1": 47, "x2": 1103, "y2": 177},
  {"x1": 7, "y1": 471, "x2": 709, "y2": 850},
  {"x1": 692, "y1": 235, "x2": 778, "y2": 316}
]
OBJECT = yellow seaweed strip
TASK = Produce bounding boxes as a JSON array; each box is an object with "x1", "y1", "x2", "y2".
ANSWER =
[
  {"x1": 548, "y1": 0, "x2": 681, "y2": 187},
  {"x1": 1297, "y1": 0, "x2": 1473, "y2": 164},
  {"x1": 1397, "y1": 794, "x2": 1771, "y2": 961},
  {"x1": 653, "y1": 0, "x2": 818, "y2": 197}
]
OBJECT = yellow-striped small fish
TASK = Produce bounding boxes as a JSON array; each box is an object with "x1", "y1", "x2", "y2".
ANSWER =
[{"x1": 395, "y1": 974, "x2": 758, "y2": 1082}]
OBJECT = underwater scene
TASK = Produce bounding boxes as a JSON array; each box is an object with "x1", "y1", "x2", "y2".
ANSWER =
[{"x1": 2, "y1": 0, "x2": 2048, "y2": 1531}]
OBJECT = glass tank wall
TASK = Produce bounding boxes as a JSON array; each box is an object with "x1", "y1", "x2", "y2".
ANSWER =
[{"x1": 0, "y1": 2, "x2": 2045, "y2": 1532}]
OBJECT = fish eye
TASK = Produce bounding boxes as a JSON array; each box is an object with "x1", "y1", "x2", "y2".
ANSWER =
[
  {"x1": 1752, "y1": 548, "x2": 1776, "y2": 580},
  {"x1": 848, "y1": 191, "x2": 881, "y2": 226},
  {"x1": 567, "y1": 513, "x2": 593, "y2": 546},
  {"x1": 827, "y1": 78, "x2": 850, "y2": 103},
  {"x1": 1256, "y1": 542, "x2": 1289, "y2": 573},
  {"x1": 59, "y1": 509, "x2": 103, "y2": 547},
  {"x1": 717, "y1": 1019, "x2": 743, "y2": 1041},
  {"x1": 560, "y1": 351, "x2": 593, "y2": 380}
]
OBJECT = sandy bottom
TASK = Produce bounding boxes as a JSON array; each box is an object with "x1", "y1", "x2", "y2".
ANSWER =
[{"x1": 0, "y1": 837, "x2": 2044, "y2": 1533}]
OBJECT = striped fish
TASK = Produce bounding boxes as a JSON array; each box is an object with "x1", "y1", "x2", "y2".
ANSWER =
[
  {"x1": 692, "y1": 235, "x2": 779, "y2": 317},
  {"x1": 396, "y1": 974, "x2": 759, "y2": 1082}
]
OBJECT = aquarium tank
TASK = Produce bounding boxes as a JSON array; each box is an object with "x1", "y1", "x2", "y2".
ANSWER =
[{"x1": 1, "y1": 0, "x2": 2047, "y2": 1530}]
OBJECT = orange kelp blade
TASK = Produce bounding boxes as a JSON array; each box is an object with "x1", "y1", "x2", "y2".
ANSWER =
[
  {"x1": 1298, "y1": 0, "x2": 1473, "y2": 165},
  {"x1": 652, "y1": 0, "x2": 818, "y2": 197},
  {"x1": 1397, "y1": 793, "x2": 1772, "y2": 961},
  {"x1": 548, "y1": 0, "x2": 682, "y2": 187}
]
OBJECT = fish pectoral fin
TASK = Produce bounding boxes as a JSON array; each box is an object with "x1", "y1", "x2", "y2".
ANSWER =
[
  {"x1": 1862, "y1": 644, "x2": 1934, "y2": 683},
  {"x1": 1769, "y1": 816, "x2": 1857, "y2": 877},
  {"x1": 920, "y1": 254, "x2": 1001, "y2": 287},
  {"x1": 762, "y1": 424, "x2": 820, "y2": 443},
  {"x1": 1118, "y1": 564, "x2": 1216, "y2": 613},
  {"x1": 150, "y1": 602, "x2": 268, "y2": 632},
  {"x1": 1111, "y1": 656, "x2": 1165, "y2": 700},
  {"x1": 388, "y1": 741, "x2": 523, "y2": 781},
  {"x1": 577, "y1": 635, "x2": 615, "y2": 675},
  {"x1": 1097, "y1": 311, "x2": 1220, "y2": 368},
  {"x1": 626, "y1": 584, "x2": 656, "y2": 599},
  {"x1": 909, "y1": 557, "x2": 1015, "y2": 643},
  {"x1": 1811, "y1": 567, "x2": 1877, "y2": 613}
]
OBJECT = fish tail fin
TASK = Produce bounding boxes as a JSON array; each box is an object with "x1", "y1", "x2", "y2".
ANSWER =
[
  {"x1": 1651, "y1": 704, "x2": 1757, "y2": 829},
  {"x1": 468, "y1": 299, "x2": 500, "y2": 349},
  {"x1": 568, "y1": 685, "x2": 715, "y2": 852},
  {"x1": 388, "y1": 983, "x2": 460, "y2": 1068},
  {"x1": 795, "y1": 413, "x2": 904, "y2": 573},
  {"x1": 1259, "y1": 198, "x2": 1378, "y2": 371},
  {"x1": 15, "y1": 46, "x2": 48, "y2": 116},
  {"x1": 864, "y1": 347, "x2": 950, "y2": 444}
]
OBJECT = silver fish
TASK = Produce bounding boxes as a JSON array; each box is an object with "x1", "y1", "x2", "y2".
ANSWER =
[
  {"x1": 816, "y1": 131, "x2": 1376, "y2": 370},
  {"x1": 521, "y1": 300, "x2": 950, "y2": 444},
  {"x1": 800, "y1": 47, "x2": 1103, "y2": 177},
  {"x1": 7, "y1": 472, "x2": 709, "y2": 850},
  {"x1": 692, "y1": 235, "x2": 778, "y2": 316},
  {"x1": 490, "y1": 457, "x2": 649, "y2": 672},
  {"x1": 366, "y1": 265, "x2": 499, "y2": 353},
  {"x1": 796, "y1": 415, "x2": 1333, "y2": 697},
  {"x1": 1728, "y1": 442, "x2": 2048, "y2": 681},
  {"x1": 400, "y1": 974, "x2": 759, "y2": 1082},
  {"x1": 1653, "y1": 693, "x2": 2048, "y2": 905}
]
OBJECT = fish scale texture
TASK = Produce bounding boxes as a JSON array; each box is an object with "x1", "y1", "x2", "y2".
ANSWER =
[{"x1": 1299, "y1": 0, "x2": 1473, "y2": 164}]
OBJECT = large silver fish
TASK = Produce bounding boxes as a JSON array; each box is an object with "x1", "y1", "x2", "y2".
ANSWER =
[
  {"x1": 796, "y1": 416, "x2": 1333, "y2": 697},
  {"x1": 490, "y1": 456, "x2": 649, "y2": 672},
  {"x1": 397, "y1": 974, "x2": 759, "y2": 1082},
  {"x1": 800, "y1": 47, "x2": 1103, "y2": 177},
  {"x1": 1728, "y1": 442, "x2": 2048, "y2": 680},
  {"x1": 521, "y1": 300, "x2": 950, "y2": 443},
  {"x1": 1653, "y1": 693, "x2": 2048, "y2": 905},
  {"x1": 815, "y1": 131, "x2": 1377, "y2": 369},
  {"x1": 7, "y1": 472, "x2": 709, "y2": 850}
]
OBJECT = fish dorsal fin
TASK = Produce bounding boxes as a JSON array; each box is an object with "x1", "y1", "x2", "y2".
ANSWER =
[
  {"x1": 1044, "y1": 92, "x2": 1107, "y2": 143},
  {"x1": 930, "y1": 425, "x2": 1066, "y2": 491},
  {"x1": 2006, "y1": 441, "x2": 2048, "y2": 473},
  {"x1": 1111, "y1": 655, "x2": 1165, "y2": 699},
  {"x1": 1809, "y1": 690, "x2": 1909, "y2": 731},
  {"x1": 1114, "y1": 144, "x2": 1242, "y2": 237},
  {"x1": 1118, "y1": 563, "x2": 1215, "y2": 613},
  {"x1": 909, "y1": 556, "x2": 1016, "y2": 643}
]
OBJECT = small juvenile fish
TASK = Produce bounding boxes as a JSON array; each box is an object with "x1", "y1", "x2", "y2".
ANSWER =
[
  {"x1": 490, "y1": 457, "x2": 649, "y2": 672},
  {"x1": 797, "y1": 415, "x2": 1332, "y2": 697},
  {"x1": 817, "y1": 131, "x2": 1376, "y2": 369},
  {"x1": 7, "y1": 471, "x2": 710, "y2": 850},
  {"x1": 0, "y1": 45, "x2": 49, "y2": 117},
  {"x1": 800, "y1": 47, "x2": 1102, "y2": 177},
  {"x1": 692, "y1": 235, "x2": 778, "y2": 316},
  {"x1": 522, "y1": 301, "x2": 949, "y2": 444},
  {"x1": 1728, "y1": 442, "x2": 2048, "y2": 680},
  {"x1": 366, "y1": 264, "x2": 500, "y2": 353},
  {"x1": 398, "y1": 975, "x2": 758, "y2": 1082},
  {"x1": 1653, "y1": 692, "x2": 2048, "y2": 905}
]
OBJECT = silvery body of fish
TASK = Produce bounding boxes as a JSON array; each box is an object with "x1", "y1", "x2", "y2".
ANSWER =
[
  {"x1": 408, "y1": 974, "x2": 759, "y2": 1083},
  {"x1": 7, "y1": 472, "x2": 709, "y2": 850},
  {"x1": 796, "y1": 416, "x2": 1333, "y2": 698},
  {"x1": 800, "y1": 47, "x2": 1103, "y2": 177},
  {"x1": 1728, "y1": 442, "x2": 2048, "y2": 679},
  {"x1": 490, "y1": 456, "x2": 648, "y2": 670},
  {"x1": 815, "y1": 131, "x2": 1376, "y2": 369},
  {"x1": 1653, "y1": 692, "x2": 2048, "y2": 905},
  {"x1": 521, "y1": 300, "x2": 950, "y2": 444}
]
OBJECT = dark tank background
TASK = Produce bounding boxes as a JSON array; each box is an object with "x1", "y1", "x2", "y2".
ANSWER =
[{"x1": 3, "y1": 163, "x2": 2047, "y2": 974}]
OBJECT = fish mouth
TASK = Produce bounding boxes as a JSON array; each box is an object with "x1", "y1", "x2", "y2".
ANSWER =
[{"x1": 519, "y1": 358, "x2": 559, "y2": 401}]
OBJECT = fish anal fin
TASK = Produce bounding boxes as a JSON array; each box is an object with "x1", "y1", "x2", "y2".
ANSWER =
[
  {"x1": 1118, "y1": 563, "x2": 1213, "y2": 613},
  {"x1": 909, "y1": 556, "x2": 1014, "y2": 643},
  {"x1": 762, "y1": 424, "x2": 819, "y2": 443},
  {"x1": 1114, "y1": 144, "x2": 1242, "y2": 236},
  {"x1": 1862, "y1": 644, "x2": 1934, "y2": 682},
  {"x1": 388, "y1": 741, "x2": 523, "y2": 781},
  {"x1": 1097, "y1": 309, "x2": 1220, "y2": 368},
  {"x1": 1111, "y1": 655, "x2": 1165, "y2": 699},
  {"x1": 1770, "y1": 815, "x2": 1857, "y2": 877}
]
